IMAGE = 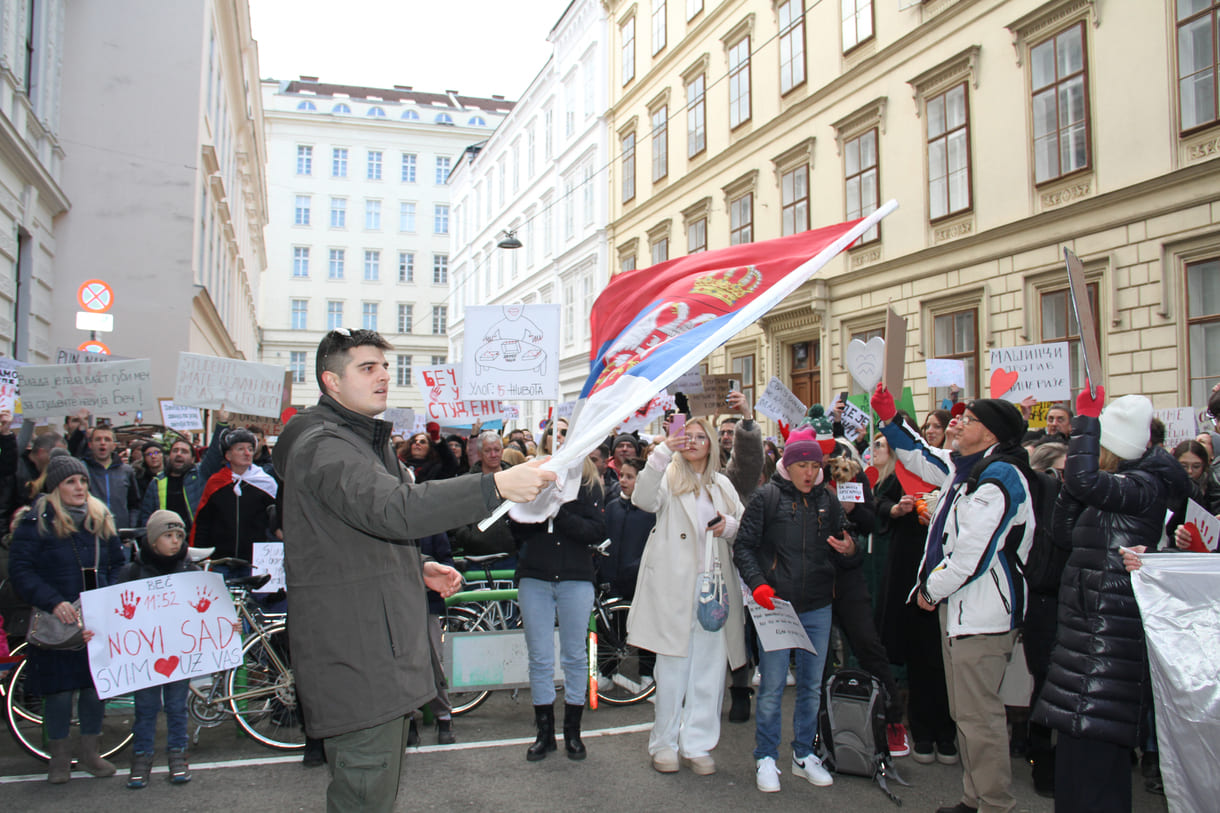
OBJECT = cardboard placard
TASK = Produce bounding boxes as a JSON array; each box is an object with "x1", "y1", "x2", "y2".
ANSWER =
[
  {"x1": 416, "y1": 364, "x2": 513, "y2": 426},
  {"x1": 158, "y1": 399, "x2": 204, "y2": 432},
  {"x1": 174, "y1": 353, "x2": 287, "y2": 419},
  {"x1": 836, "y1": 481, "x2": 865, "y2": 503},
  {"x1": 1184, "y1": 498, "x2": 1220, "y2": 552},
  {"x1": 383, "y1": 407, "x2": 416, "y2": 436},
  {"x1": 686, "y1": 374, "x2": 735, "y2": 417},
  {"x1": 17, "y1": 359, "x2": 153, "y2": 418},
  {"x1": 1064, "y1": 249, "x2": 1102, "y2": 395},
  {"x1": 754, "y1": 377, "x2": 807, "y2": 427},
  {"x1": 883, "y1": 307, "x2": 907, "y2": 395},
  {"x1": 926, "y1": 358, "x2": 966, "y2": 389},
  {"x1": 841, "y1": 400, "x2": 871, "y2": 443},
  {"x1": 225, "y1": 411, "x2": 284, "y2": 438},
  {"x1": 81, "y1": 571, "x2": 242, "y2": 699},
  {"x1": 55, "y1": 347, "x2": 125, "y2": 364},
  {"x1": 988, "y1": 342, "x2": 1071, "y2": 403},
  {"x1": 0, "y1": 358, "x2": 23, "y2": 412},
  {"x1": 1154, "y1": 407, "x2": 1200, "y2": 450},
  {"x1": 252, "y1": 542, "x2": 286, "y2": 593},
  {"x1": 743, "y1": 592, "x2": 816, "y2": 654},
  {"x1": 672, "y1": 367, "x2": 705, "y2": 395},
  {"x1": 460, "y1": 304, "x2": 560, "y2": 400},
  {"x1": 1026, "y1": 401, "x2": 1054, "y2": 430}
]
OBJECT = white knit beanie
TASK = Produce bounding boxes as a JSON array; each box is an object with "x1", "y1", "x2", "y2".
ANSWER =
[{"x1": 1099, "y1": 394, "x2": 1153, "y2": 460}]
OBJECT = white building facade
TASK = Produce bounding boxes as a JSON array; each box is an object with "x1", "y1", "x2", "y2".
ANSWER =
[
  {"x1": 449, "y1": 0, "x2": 610, "y2": 431},
  {"x1": 260, "y1": 78, "x2": 511, "y2": 408}
]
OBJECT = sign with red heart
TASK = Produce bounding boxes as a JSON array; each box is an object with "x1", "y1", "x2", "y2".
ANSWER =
[{"x1": 987, "y1": 342, "x2": 1071, "y2": 402}]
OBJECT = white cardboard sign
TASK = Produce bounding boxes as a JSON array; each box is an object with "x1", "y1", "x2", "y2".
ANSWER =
[
  {"x1": 1154, "y1": 407, "x2": 1199, "y2": 450},
  {"x1": 841, "y1": 400, "x2": 871, "y2": 443},
  {"x1": 158, "y1": 399, "x2": 205, "y2": 432},
  {"x1": 743, "y1": 592, "x2": 816, "y2": 654},
  {"x1": 988, "y1": 342, "x2": 1071, "y2": 403},
  {"x1": 82, "y1": 571, "x2": 242, "y2": 699},
  {"x1": 836, "y1": 481, "x2": 865, "y2": 503},
  {"x1": 0, "y1": 358, "x2": 23, "y2": 412},
  {"x1": 383, "y1": 407, "x2": 416, "y2": 436},
  {"x1": 17, "y1": 359, "x2": 153, "y2": 418},
  {"x1": 754, "y1": 377, "x2": 807, "y2": 427},
  {"x1": 252, "y1": 542, "x2": 286, "y2": 593},
  {"x1": 1184, "y1": 499, "x2": 1220, "y2": 552},
  {"x1": 174, "y1": 352, "x2": 287, "y2": 419},
  {"x1": 926, "y1": 358, "x2": 966, "y2": 388},
  {"x1": 416, "y1": 364, "x2": 512, "y2": 426},
  {"x1": 460, "y1": 304, "x2": 559, "y2": 400}
]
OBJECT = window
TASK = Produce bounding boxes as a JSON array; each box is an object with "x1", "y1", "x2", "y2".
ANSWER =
[
  {"x1": 469, "y1": 115, "x2": 487, "y2": 126},
  {"x1": 621, "y1": 253, "x2": 637, "y2": 273},
  {"x1": 498, "y1": 162, "x2": 506, "y2": 204},
  {"x1": 289, "y1": 351, "x2": 307, "y2": 384},
  {"x1": 652, "y1": 0, "x2": 666, "y2": 55},
  {"x1": 845, "y1": 129, "x2": 880, "y2": 242},
  {"x1": 332, "y1": 102, "x2": 351, "y2": 114},
  {"x1": 688, "y1": 217, "x2": 707, "y2": 253},
  {"x1": 432, "y1": 306, "x2": 448, "y2": 335},
  {"x1": 621, "y1": 16, "x2": 636, "y2": 84},
  {"x1": 780, "y1": 166, "x2": 809, "y2": 236},
  {"x1": 296, "y1": 100, "x2": 316, "y2": 111},
  {"x1": 291, "y1": 299, "x2": 307, "y2": 330},
  {"x1": 528, "y1": 126, "x2": 536, "y2": 176},
  {"x1": 296, "y1": 145, "x2": 313, "y2": 175},
  {"x1": 431, "y1": 355, "x2": 447, "y2": 366},
  {"x1": 731, "y1": 354, "x2": 756, "y2": 406},
  {"x1": 512, "y1": 143, "x2": 520, "y2": 192},
  {"x1": 435, "y1": 112, "x2": 453, "y2": 124},
  {"x1": 842, "y1": 0, "x2": 873, "y2": 52},
  {"x1": 651, "y1": 237, "x2": 669, "y2": 265},
  {"x1": 728, "y1": 37, "x2": 751, "y2": 129},
  {"x1": 332, "y1": 147, "x2": 348, "y2": 177},
  {"x1": 435, "y1": 156, "x2": 451, "y2": 184},
  {"x1": 362, "y1": 302, "x2": 378, "y2": 331},
  {"x1": 687, "y1": 0, "x2": 703, "y2": 19},
  {"x1": 367, "y1": 106, "x2": 386, "y2": 117},
  {"x1": 434, "y1": 204, "x2": 450, "y2": 234},
  {"x1": 364, "y1": 250, "x2": 380, "y2": 281},
  {"x1": 292, "y1": 246, "x2": 310, "y2": 277},
  {"x1": 622, "y1": 131, "x2": 636, "y2": 202},
  {"x1": 778, "y1": 1, "x2": 806, "y2": 94},
  {"x1": 401, "y1": 153, "x2": 417, "y2": 182},
  {"x1": 583, "y1": 165, "x2": 595, "y2": 225},
  {"x1": 367, "y1": 150, "x2": 383, "y2": 180},
  {"x1": 928, "y1": 83, "x2": 971, "y2": 219},
  {"x1": 651, "y1": 105, "x2": 668, "y2": 182},
  {"x1": 397, "y1": 304, "x2": 413, "y2": 333},
  {"x1": 398, "y1": 252, "x2": 414, "y2": 283},
  {"x1": 545, "y1": 108, "x2": 554, "y2": 159},
  {"x1": 1178, "y1": 2, "x2": 1220, "y2": 131},
  {"x1": 1040, "y1": 284, "x2": 1100, "y2": 393},
  {"x1": 1031, "y1": 23, "x2": 1089, "y2": 184},
  {"x1": 328, "y1": 248, "x2": 345, "y2": 279},
  {"x1": 564, "y1": 179, "x2": 575, "y2": 240},
  {"x1": 564, "y1": 281, "x2": 576, "y2": 345},
  {"x1": 1188, "y1": 259, "x2": 1220, "y2": 404},
  {"x1": 329, "y1": 197, "x2": 346, "y2": 228},
  {"x1": 433, "y1": 254, "x2": 448, "y2": 284},
  {"x1": 396, "y1": 355, "x2": 412, "y2": 387},
  {"x1": 729, "y1": 194, "x2": 753, "y2": 245},
  {"x1": 294, "y1": 195, "x2": 311, "y2": 226},
  {"x1": 365, "y1": 200, "x2": 381, "y2": 230},
  {"x1": 399, "y1": 202, "x2": 416, "y2": 231},
  {"x1": 327, "y1": 300, "x2": 343, "y2": 329},
  {"x1": 932, "y1": 309, "x2": 978, "y2": 403},
  {"x1": 401, "y1": 108, "x2": 419, "y2": 120},
  {"x1": 686, "y1": 74, "x2": 706, "y2": 157},
  {"x1": 565, "y1": 80, "x2": 577, "y2": 138}
]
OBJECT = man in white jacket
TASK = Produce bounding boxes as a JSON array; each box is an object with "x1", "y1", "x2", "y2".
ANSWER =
[{"x1": 872, "y1": 387, "x2": 1034, "y2": 813}]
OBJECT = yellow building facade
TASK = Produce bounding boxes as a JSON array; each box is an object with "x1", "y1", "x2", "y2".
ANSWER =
[{"x1": 604, "y1": 0, "x2": 1220, "y2": 422}]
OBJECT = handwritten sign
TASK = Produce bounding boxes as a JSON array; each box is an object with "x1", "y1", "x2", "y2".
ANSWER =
[
  {"x1": 174, "y1": 353, "x2": 287, "y2": 419},
  {"x1": 158, "y1": 399, "x2": 204, "y2": 432},
  {"x1": 17, "y1": 359, "x2": 153, "y2": 418},
  {"x1": 1154, "y1": 407, "x2": 1200, "y2": 449},
  {"x1": 0, "y1": 358, "x2": 23, "y2": 412},
  {"x1": 460, "y1": 304, "x2": 560, "y2": 400},
  {"x1": 1183, "y1": 498, "x2": 1220, "y2": 553},
  {"x1": 755, "y1": 377, "x2": 807, "y2": 427},
  {"x1": 841, "y1": 400, "x2": 871, "y2": 443},
  {"x1": 988, "y1": 342, "x2": 1070, "y2": 403},
  {"x1": 383, "y1": 407, "x2": 416, "y2": 436},
  {"x1": 81, "y1": 571, "x2": 242, "y2": 699},
  {"x1": 672, "y1": 367, "x2": 704, "y2": 395},
  {"x1": 1027, "y1": 401, "x2": 1053, "y2": 430},
  {"x1": 744, "y1": 593, "x2": 815, "y2": 654},
  {"x1": 616, "y1": 393, "x2": 676, "y2": 434},
  {"x1": 252, "y1": 542, "x2": 286, "y2": 593},
  {"x1": 926, "y1": 358, "x2": 966, "y2": 388},
  {"x1": 416, "y1": 364, "x2": 512, "y2": 426},
  {"x1": 836, "y1": 481, "x2": 865, "y2": 503},
  {"x1": 686, "y1": 374, "x2": 735, "y2": 417}
]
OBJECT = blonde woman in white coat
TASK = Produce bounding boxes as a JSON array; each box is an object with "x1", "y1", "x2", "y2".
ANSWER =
[{"x1": 627, "y1": 416, "x2": 746, "y2": 776}]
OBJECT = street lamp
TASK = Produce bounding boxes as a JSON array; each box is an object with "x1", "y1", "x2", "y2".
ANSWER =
[{"x1": 497, "y1": 230, "x2": 522, "y2": 250}]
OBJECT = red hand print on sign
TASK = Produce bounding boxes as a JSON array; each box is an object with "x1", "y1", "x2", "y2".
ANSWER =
[
  {"x1": 188, "y1": 587, "x2": 216, "y2": 613},
  {"x1": 114, "y1": 590, "x2": 140, "y2": 619}
]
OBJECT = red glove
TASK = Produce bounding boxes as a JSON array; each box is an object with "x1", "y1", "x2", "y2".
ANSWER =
[
  {"x1": 1076, "y1": 383, "x2": 1105, "y2": 419},
  {"x1": 871, "y1": 383, "x2": 896, "y2": 422},
  {"x1": 753, "y1": 584, "x2": 776, "y2": 610}
]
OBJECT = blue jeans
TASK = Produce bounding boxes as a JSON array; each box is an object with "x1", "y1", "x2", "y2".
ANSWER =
[
  {"x1": 42, "y1": 688, "x2": 104, "y2": 740},
  {"x1": 754, "y1": 604, "x2": 833, "y2": 761},
  {"x1": 517, "y1": 578, "x2": 594, "y2": 705},
  {"x1": 132, "y1": 679, "x2": 190, "y2": 754}
]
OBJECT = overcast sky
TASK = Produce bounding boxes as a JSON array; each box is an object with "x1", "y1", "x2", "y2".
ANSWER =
[{"x1": 249, "y1": 0, "x2": 573, "y2": 101}]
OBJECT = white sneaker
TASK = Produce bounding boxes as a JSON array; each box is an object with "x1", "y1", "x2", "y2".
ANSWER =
[
  {"x1": 792, "y1": 753, "x2": 833, "y2": 787},
  {"x1": 756, "y1": 756, "x2": 781, "y2": 792},
  {"x1": 785, "y1": 669, "x2": 796, "y2": 687},
  {"x1": 751, "y1": 670, "x2": 761, "y2": 687}
]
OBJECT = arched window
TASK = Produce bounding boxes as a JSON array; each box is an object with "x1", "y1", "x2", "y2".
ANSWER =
[
  {"x1": 468, "y1": 116, "x2": 487, "y2": 126},
  {"x1": 332, "y1": 102, "x2": 351, "y2": 114},
  {"x1": 401, "y1": 109, "x2": 420, "y2": 120},
  {"x1": 297, "y1": 100, "x2": 316, "y2": 111},
  {"x1": 435, "y1": 113, "x2": 454, "y2": 124},
  {"x1": 367, "y1": 106, "x2": 386, "y2": 117}
]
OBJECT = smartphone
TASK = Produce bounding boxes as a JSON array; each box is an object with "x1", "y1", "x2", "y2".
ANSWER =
[
  {"x1": 707, "y1": 515, "x2": 722, "y2": 528},
  {"x1": 728, "y1": 379, "x2": 741, "y2": 393},
  {"x1": 838, "y1": 391, "x2": 849, "y2": 404},
  {"x1": 670, "y1": 413, "x2": 686, "y2": 437}
]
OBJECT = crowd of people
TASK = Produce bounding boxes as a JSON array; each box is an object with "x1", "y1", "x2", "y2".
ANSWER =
[{"x1": 1, "y1": 327, "x2": 1215, "y2": 813}]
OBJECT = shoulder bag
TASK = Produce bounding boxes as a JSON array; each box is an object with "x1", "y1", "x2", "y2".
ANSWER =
[
  {"x1": 27, "y1": 533, "x2": 99, "y2": 651},
  {"x1": 696, "y1": 529, "x2": 729, "y2": 632}
]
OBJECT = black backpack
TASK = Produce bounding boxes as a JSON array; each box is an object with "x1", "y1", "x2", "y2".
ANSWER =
[
  {"x1": 1015, "y1": 470, "x2": 1065, "y2": 595},
  {"x1": 815, "y1": 668, "x2": 909, "y2": 805}
]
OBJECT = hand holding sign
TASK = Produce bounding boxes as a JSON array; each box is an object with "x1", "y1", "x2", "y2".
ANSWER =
[{"x1": 1183, "y1": 499, "x2": 1219, "y2": 552}]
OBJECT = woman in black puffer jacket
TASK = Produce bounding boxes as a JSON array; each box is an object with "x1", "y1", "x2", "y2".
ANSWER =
[{"x1": 1033, "y1": 388, "x2": 1190, "y2": 813}]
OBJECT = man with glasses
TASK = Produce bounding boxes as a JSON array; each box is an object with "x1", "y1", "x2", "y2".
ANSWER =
[
  {"x1": 873, "y1": 386, "x2": 1035, "y2": 813},
  {"x1": 274, "y1": 328, "x2": 555, "y2": 813}
]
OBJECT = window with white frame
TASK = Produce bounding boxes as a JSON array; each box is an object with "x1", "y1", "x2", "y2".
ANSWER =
[
  {"x1": 289, "y1": 351, "x2": 307, "y2": 384},
  {"x1": 332, "y1": 147, "x2": 348, "y2": 177},
  {"x1": 292, "y1": 246, "x2": 310, "y2": 277},
  {"x1": 564, "y1": 280, "x2": 576, "y2": 346},
  {"x1": 397, "y1": 304, "x2": 413, "y2": 333},
  {"x1": 1031, "y1": 23, "x2": 1089, "y2": 184},
  {"x1": 498, "y1": 162, "x2": 507, "y2": 205},
  {"x1": 1187, "y1": 258, "x2": 1220, "y2": 404},
  {"x1": 294, "y1": 195, "x2": 311, "y2": 226},
  {"x1": 329, "y1": 197, "x2": 346, "y2": 228},
  {"x1": 584, "y1": 60, "x2": 595, "y2": 118},
  {"x1": 652, "y1": 105, "x2": 668, "y2": 182},
  {"x1": 583, "y1": 165, "x2": 594, "y2": 225},
  {"x1": 564, "y1": 179, "x2": 575, "y2": 240},
  {"x1": 621, "y1": 16, "x2": 636, "y2": 84},
  {"x1": 565, "y1": 79, "x2": 577, "y2": 138},
  {"x1": 543, "y1": 194, "x2": 554, "y2": 255},
  {"x1": 778, "y1": 0, "x2": 806, "y2": 94},
  {"x1": 365, "y1": 200, "x2": 381, "y2": 230},
  {"x1": 730, "y1": 193, "x2": 753, "y2": 245},
  {"x1": 512, "y1": 142, "x2": 520, "y2": 192},
  {"x1": 291, "y1": 299, "x2": 307, "y2": 330},
  {"x1": 842, "y1": 0, "x2": 873, "y2": 53},
  {"x1": 927, "y1": 83, "x2": 971, "y2": 220},
  {"x1": 688, "y1": 217, "x2": 707, "y2": 253},
  {"x1": 398, "y1": 251, "x2": 414, "y2": 282},
  {"x1": 781, "y1": 165, "x2": 809, "y2": 236},
  {"x1": 687, "y1": 73, "x2": 706, "y2": 157},
  {"x1": 652, "y1": 0, "x2": 667, "y2": 55},
  {"x1": 401, "y1": 152, "x2": 417, "y2": 182},
  {"x1": 435, "y1": 156, "x2": 451, "y2": 185},
  {"x1": 296, "y1": 145, "x2": 312, "y2": 175},
  {"x1": 327, "y1": 300, "x2": 343, "y2": 329},
  {"x1": 728, "y1": 37, "x2": 751, "y2": 129},
  {"x1": 362, "y1": 302, "x2": 378, "y2": 331},
  {"x1": 433, "y1": 254, "x2": 448, "y2": 284},
  {"x1": 582, "y1": 273, "x2": 595, "y2": 338},
  {"x1": 1041, "y1": 283, "x2": 1100, "y2": 393},
  {"x1": 396, "y1": 354, "x2": 412, "y2": 387},
  {"x1": 399, "y1": 202, "x2": 416, "y2": 231},
  {"x1": 620, "y1": 253, "x2": 636, "y2": 273},
  {"x1": 434, "y1": 204, "x2": 449, "y2": 234},
  {"x1": 432, "y1": 306, "x2": 448, "y2": 334},
  {"x1": 367, "y1": 150, "x2": 382, "y2": 180},
  {"x1": 731, "y1": 354, "x2": 756, "y2": 406},
  {"x1": 651, "y1": 237, "x2": 669, "y2": 265},
  {"x1": 1178, "y1": 2, "x2": 1220, "y2": 132},
  {"x1": 545, "y1": 108, "x2": 554, "y2": 160},
  {"x1": 328, "y1": 248, "x2": 345, "y2": 279},
  {"x1": 845, "y1": 129, "x2": 879, "y2": 242},
  {"x1": 364, "y1": 250, "x2": 380, "y2": 281},
  {"x1": 687, "y1": 0, "x2": 703, "y2": 20},
  {"x1": 932, "y1": 308, "x2": 979, "y2": 402},
  {"x1": 528, "y1": 126, "x2": 537, "y2": 176},
  {"x1": 622, "y1": 131, "x2": 636, "y2": 202}
]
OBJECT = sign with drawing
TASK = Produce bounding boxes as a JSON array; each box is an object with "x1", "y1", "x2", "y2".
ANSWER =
[
  {"x1": 460, "y1": 304, "x2": 560, "y2": 400},
  {"x1": 417, "y1": 363, "x2": 514, "y2": 426}
]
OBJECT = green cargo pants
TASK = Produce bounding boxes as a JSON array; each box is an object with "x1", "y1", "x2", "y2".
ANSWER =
[{"x1": 325, "y1": 716, "x2": 410, "y2": 813}]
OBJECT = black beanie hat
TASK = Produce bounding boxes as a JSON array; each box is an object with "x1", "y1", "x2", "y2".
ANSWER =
[
  {"x1": 44, "y1": 448, "x2": 89, "y2": 492},
  {"x1": 965, "y1": 399, "x2": 1026, "y2": 445}
]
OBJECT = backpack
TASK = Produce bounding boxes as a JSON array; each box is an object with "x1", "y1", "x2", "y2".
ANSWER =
[
  {"x1": 815, "y1": 668, "x2": 909, "y2": 805},
  {"x1": 1014, "y1": 470, "x2": 1064, "y2": 595}
]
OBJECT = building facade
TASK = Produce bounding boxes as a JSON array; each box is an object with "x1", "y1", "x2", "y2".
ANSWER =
[
  {"x1": 604, "y1": 0, "x2": 1220, "y2": 421},
  {"x1": 448, "y1": 0, "x2": 610, "y2": 431},
  {"x1": 47, "y1": 0, "x2": 268, "y2": 386},
  {"x1": 260, "y1": 78, "x2": 510, "y2": 408}
]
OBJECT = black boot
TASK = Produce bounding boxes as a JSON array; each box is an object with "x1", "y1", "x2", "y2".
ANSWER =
[
  {"x1": 728, "y1": 686, "x2": 753, "y2": 723},
  {"x1": 563, "y1": 703, "x2": 587, "y2": 760},
  {"x1": 526, "y1": 704, "x2": 556, "y2": 762}
]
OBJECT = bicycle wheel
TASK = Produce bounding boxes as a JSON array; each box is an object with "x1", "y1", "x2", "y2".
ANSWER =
[
  {"x1": 442, "y1": 606, "x2": 492, "y2": 716},
  {"x1": 595, "y1": 601, "x2": 656, "y2": 705},
  {"x1": 4, "y1": 644, "x2": 134, "y2": 762},
  {"x1": 227, "y1": 623, "x2": 305, "y2": 750}
]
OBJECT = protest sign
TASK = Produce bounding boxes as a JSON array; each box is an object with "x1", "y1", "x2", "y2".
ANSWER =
[
  {"x1": 1027, "y1": 401, "x2": 1053, "y2": 430},
  {"x1": 416, "y1": 364, "x2": 512, "y2": 426},
  {"x1": 1064, "y1": 249, "x2": 1102, "y2": 395},
  {"x1": 616, "y1": 393, "x2": 676, "y2": 434},
  {"x1": 686, "y1": 374, "x2": 735, "y2": 417},
  {"x1": 743, "y1": 593, "x2": 815, "y2": 653},
  {"x1": 1154, "y1": 407, "x2": 1199, "y2": 449},
  {"x1": 555, "y1": 400, "x2": 579, "y2": 420},
  {"x1": 225, "y1": 410, "x2": 285, "y2": 438},
  {"x1": 841, "y1": 400, "x2": 871, "y2": 443},
  {"x1": 754, "y1": 377, "x2": 807, "y2": 427},
  {"x1": 988, "y1": 342, "x2": 1070, "y2": 402},
  {"x1": 252, "y1": 542, "x2": 286, "y2": 593},
  {"x1": 884, "y1": 307, "x2": 907, "y2": 395},
  {"x1": 847, "y1": 387, "x2": 914, "y2": 426},
  {"x1": 836, "y1": 481, "x2": 865, "y2": 503},
  {"x1": 81, "y1": 571, "x2": 242, "y2": 699},
  {"x1": 18, "y1": 359, "x2": 153, "y2": 418},
  {"x1": 461, "y1": 304, "x2": 560, "y2": 400},
  {"x1": 0, "y1": 358, "x2": 23, "y2": 412},
  {"x1": 174, "y1": 353, "x2": 287, "y2": 419},
  {"x1": 845, "y1": 336, "x2": 884, "y2": 392},
  {"x1": 56, "y1": 347, "x2": 127, "y2": 364},
  {"x1": 158, "y1": 399, "x2": 204, "y2": 432},
  {"x1": 672, "y1": 367, "x2": 704, "y2": 395},
  {"x1": 926, "y1": 358, "x2": 966, "y2": 389},
  {"x1": 1183, "y1": 499, "x2": 1219, "y2": 552},
  {"x1": 383, "y1": 407, "x2": 416, "y2": 436}
]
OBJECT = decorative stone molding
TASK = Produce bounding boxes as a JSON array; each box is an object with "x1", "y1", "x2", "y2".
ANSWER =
[
  {"x1": 721, "y1": 168, "x2": 758, "y2": 210},
  {"x1": 647, "y1": 87, "x2": 671, "y2": 113},
  {"x1": 681, "y1": 53, "x2": 710, "y2": 84},
  {"x1": 1006, "y1": 0, "x2": 1098, "y2": 66},
  {"x1": 681, "y1": 195, "x2": 712, "y2": 226},
  {"x1": 720, "y1": 14, "x2": 755, "y2": 50},
  {"x1": 907, "y1": 45, "x2": 981, "y2": 116},
  {"x1": 831, "y1": 97, "x2": 887, "y2": 155},
  {"x1": 646, "y1": 218, "x2": 672, "y2": 242},
  {"x1": 771, "y1": 136, "x2": 815, "y2": 183}
]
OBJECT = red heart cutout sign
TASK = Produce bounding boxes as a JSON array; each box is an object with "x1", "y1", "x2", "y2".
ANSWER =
[
  {"x1": 865, "y1": 466, "x2": 880, "y2": 488},
  {"x1": 990, "y1": 368, "x2": 1020, "y2": 399},
  {"x1": 154, "y1": 656, "x2": 180, "y2": 678}
]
